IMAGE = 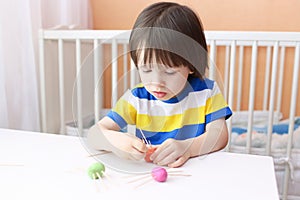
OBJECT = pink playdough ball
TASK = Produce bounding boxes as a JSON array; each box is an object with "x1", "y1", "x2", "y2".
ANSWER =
[{"x1": 151, "y1": 167, "x2": 168, "y2": 182}]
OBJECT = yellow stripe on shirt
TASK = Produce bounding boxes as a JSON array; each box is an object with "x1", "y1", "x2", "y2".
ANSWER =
[
  {"x1": 205, "y1": 93, "x2": 228, "y2": 115},
  {"x1": 112, "y1": 99, "x2": 137, "y2": 125},
  {"x1": 136, "y1": 106, "x2": 206, "y2": 132}
]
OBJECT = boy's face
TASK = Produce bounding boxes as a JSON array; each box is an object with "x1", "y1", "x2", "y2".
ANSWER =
[{"x1": 137, "y1": 62, "x2": 191, "y2": 101}]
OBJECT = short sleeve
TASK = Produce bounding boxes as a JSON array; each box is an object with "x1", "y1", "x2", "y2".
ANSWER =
[
  {"x1": 205, "y1": 82, "x2": 232, "y2": 123},
  {"x1": 106, "y1": 90, "x2": 137, "y2": 129}
]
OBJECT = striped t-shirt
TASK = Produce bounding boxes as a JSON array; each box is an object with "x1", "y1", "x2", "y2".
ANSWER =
[{"x1": 107, "y1": 76, "x2": 232, "y2": 145}]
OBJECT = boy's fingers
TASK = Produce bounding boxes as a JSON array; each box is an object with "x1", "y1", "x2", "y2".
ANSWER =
[
  {"x1": 168, "y1": 155, "x2": 188, "y2": 168},
  {"x1": 130, "y1": 149, "x2": 145, "y2": 160},
  {"x1": 131, "y1": 138, "x2": 147, "y2": 153}
]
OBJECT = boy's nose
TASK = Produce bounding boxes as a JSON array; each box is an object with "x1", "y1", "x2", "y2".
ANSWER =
[{"x1": 150, "y1": 73, "x2": 165, "y2": 86}]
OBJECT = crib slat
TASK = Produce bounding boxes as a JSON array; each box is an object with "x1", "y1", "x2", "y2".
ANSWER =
[
  {"x1": 209, "y1": 40, "x2": 216, "y2": 80},
  {"x1": 58, "y1": 39, "x2": 65, "y2": 134},
  {"x1": 227, "y1": 43, "x2": 236, "y2": 108},
  {"x1": 246, "y1": 41, "x2": 258, "y2": 154},
  {"x1": 226, "y1": 41, "x2": 236, "y2": 151},
  {"x1": 282, "y1": 42, "x2": 300, "y2": 199},
  {"x1": 111, "y1": 39, "x2": 118, "y2": 106},
  {"x1": 94, "y1": 39, "x2": 102, "y2": 123},
  {"x1": 236, "y1": 46, "x2": 244, "y2": 111},
  {"x1": 224, "y1": 45, "x2": 230, "y2": 102},
  {"x1": 266, "y1": 42, "x2": 279, "y2": 155},
  {"x1": 123, "y1": 44, "x2": 128, "y2": 92},
  {"x1": 276, "y1": 46, "x2": 285, "y2": 113},
  {"x1": 130, "y1": 59, "x2": 136, "y2": 88},
  {"x1": 38, "y1": 30, "x2": 47, "y2": 132},
  {"x1": 263, "y1": 46, "x2": 271, "y2": 111},
  {"x1": 76, "y1": 39, "x2": 83, "y2": 135}
]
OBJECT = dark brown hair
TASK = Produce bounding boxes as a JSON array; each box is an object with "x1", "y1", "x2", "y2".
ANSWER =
[{"x1": 129, "y1": 2, "x2": 208, "y2": 79}]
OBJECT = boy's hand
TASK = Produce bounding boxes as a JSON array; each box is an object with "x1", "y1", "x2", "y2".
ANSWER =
[
  {"x1": 150, "y1": 138, "x2": 192, "y2": 167},
  {"x1": 108, "y1": 132, "x2": 147, "y2": 161},
  {"x1": 87, "y1": 123, "x2": 147, "y2": 161}
]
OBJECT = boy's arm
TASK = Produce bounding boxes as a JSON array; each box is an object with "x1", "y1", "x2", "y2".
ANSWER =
[
  {"x1": 87, "y1": 116, "x2": 147, "y2": 160},
  {"x1": 87, "y1": 116, "x2": 119, "y2": 151},
  {"x1": 187, "y1": 117, "x2": 229, "y2": 158}
]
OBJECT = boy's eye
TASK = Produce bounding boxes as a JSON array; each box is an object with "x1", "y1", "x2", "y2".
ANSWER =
[
  {"x1": 139, "y1": 65, "x2": 152, "y2": 73},
  {"x1": 165, "y1": 69, "x2": 177, "y2": 75},
  {"x1": 141, "y1": 68, "x2": 152, "y2": 73}
]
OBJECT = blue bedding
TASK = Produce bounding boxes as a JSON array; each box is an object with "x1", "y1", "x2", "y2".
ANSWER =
[{"x1": 232, "y1": 118, "x2": 300, "y2": 135}]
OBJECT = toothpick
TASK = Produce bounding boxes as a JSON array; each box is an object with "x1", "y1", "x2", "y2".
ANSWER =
[
  {"x1": 166, "y1": 168, "x2": 191, "y2": 176},
  {"x1": 148, "y1": 139, "x2": 153, "y2": 148},
  {"x1": 134, "y1": 176, "x2": 153, "y2": 189},
  {"x1": 166, "y1": 169, "x2": 184, "y2": 173},
  {"x1": 102, "y1": 171, "x2": 118, "y2": 186},
  {"x1": 0, "y1": 164, "x2": 24, "y2": 167},
  {"x1": 96, "y1": 172, "x2": 108, "y2": 190},
  {"x1": 168, "y1": 173, "x2": 192, "y2": 177},
  {"x1": 139, "y1": 128, "x2": 149, "y2": 146},
  {"x1": 126, "y1": 173, "x2": 151, "y2": 183},
  {"x1": 92, "y1": 174, "x2": 100, "y2": 192},
  {"x1": 122, "y1": 172, "x2": 148, "y2": 179},
  {"x1": 88, "y1": 151, "x2": 110, "y2": 157}
]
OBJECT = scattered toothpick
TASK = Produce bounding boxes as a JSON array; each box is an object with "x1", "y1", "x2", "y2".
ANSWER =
[
  {"x1": 0, "y1": 163, "x2": 24, "y2": 167},
  {"x1": 88, "y1": 150, "x2": 110, "y2": 157}
]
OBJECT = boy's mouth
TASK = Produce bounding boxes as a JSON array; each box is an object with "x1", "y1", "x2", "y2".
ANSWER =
[{"x1": 152, "y1": 91, "x2": 167, "y2": 98}]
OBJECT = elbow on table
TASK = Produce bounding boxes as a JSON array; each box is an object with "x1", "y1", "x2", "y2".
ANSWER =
[
  {"x1": 218, "y1": 127, "x2": 229, "y2": 151},
  {"x1": 86, "y1": 124, "x2": 102, "y2": 150}
]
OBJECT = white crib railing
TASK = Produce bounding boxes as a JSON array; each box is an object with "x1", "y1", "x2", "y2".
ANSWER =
[{"x1": 39, "y1": 30, "x2": 300, "y2": 200}]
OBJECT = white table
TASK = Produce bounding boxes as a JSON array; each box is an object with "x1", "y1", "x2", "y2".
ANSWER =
[{"x1": 0, "y1": 128, "x2": 279, "y2": 200}]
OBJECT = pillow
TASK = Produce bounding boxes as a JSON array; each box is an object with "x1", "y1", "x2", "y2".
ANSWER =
[{"x1": 231, "y1": 110, "x2": 283, "y2": 128}]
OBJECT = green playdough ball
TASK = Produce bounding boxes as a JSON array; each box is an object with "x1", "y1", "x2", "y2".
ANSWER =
[{"x1": 88, "y1": 162, "x2": 105, "y2": 179}]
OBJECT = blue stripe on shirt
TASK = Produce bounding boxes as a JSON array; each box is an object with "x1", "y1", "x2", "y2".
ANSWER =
[
  {"x1": 205, "y1": 107, "x2": 232, "y2": 123},
  {"x1": 136, "y1": 124, "x2": 206, "y2": 145},
  {"x1": 107, "y1": 110, "x2": 127, "y2": 129}
]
